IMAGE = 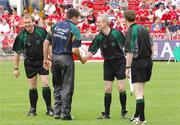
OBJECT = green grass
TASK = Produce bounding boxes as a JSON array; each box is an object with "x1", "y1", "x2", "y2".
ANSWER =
[{"x1": 0, "y1": 61, "x2": 180, "y2": 125}]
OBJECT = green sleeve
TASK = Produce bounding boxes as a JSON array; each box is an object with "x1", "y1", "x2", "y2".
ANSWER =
[
  {"x1": 125, "y1": 25, "x2": 138, "y2": 53},
  {"x1": 45, "y1": 33, "x2": 52, "y2": 43},
  {"x1": 88, "y1": 35, "x2": 101, "y2": 55},
  {"x1": 112, "y1": 29, "x2": 126, "y2": 47},
  {"x1": 13, "y1": 35, "x2": 23, "y2": 54}
]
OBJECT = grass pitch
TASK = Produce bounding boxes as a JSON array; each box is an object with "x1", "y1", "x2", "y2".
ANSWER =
[{"x1": 0, "y1": 61, "x2": 180, "y2": 125}]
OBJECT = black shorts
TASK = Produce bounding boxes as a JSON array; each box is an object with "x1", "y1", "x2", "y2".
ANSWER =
[
  {"x1": 24, "y1": 58, "x2": 49, "y2": 79},
  {"x1": 103, "y1": 57, "x2": 126, "y2": 81},
  {"x1": 131, "y1": 64, "x2": 153, "y2": 83}
]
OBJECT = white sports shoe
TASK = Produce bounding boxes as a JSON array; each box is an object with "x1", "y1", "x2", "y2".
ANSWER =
[{"x1": 131, "y1": 118, "x2": 147, "y2": 125}]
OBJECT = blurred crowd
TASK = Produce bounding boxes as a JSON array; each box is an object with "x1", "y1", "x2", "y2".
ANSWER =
[{"x1": 0, "y1": 0, "x2": 179, "y2": 55}]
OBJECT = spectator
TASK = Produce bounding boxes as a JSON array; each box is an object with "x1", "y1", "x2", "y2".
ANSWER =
[
  {"x1": 73, "y1": 0, "x2": 81, "y2": 10},
  {"x1": 102, "y1": 2, "x2": 111, "y2": 13},
  {"x1": 45, "y1": 17, "x2": 54, "y2": 32},
  {"x1": 119, "y1": 0, "x2": 128, "y2": 11},
  {"x1": 161, "y1": 9, "x2": 171, "y2": 27},
  {"x1": 64, "y1": 0, "x2": 73, "y2": 10},
  {"x1": 10, "y1": 9, "x2": 20, "y2": 26},
  {"x1": 81, "y1": 18, "x2": 90, "y2": 33},
  {"x1": 147, "y1": 9, "x2": 155, "y2": 22},
  {"x1": 31, "y1": 0, "x2": 40, "y2": 10},
  {"x1": 109, "y1": 0, "x2": 120, "y2": 10},
  {"x1": 38, "y1": 17, "x2": 46, "y2": 28},
  {"x1": 80, "y1": 1, "x2": 92, "y2": 18},
  {"x1": 151, "y1": 17, "x2": 164, "y2": 32},
  {"x1": 0, "y1": 4, "x2": 4, "y2": 16},
  {"x1": 87, "y1": 10, "x2": 96, "y2": 24},
  {"x1": 0, "y1": 0, "x2": 12, "y2": 14},
  {"x1": 113, "y1": 16, "x2": 124, "y2": 32},
  {"x1": 1, "y1": 34, "x2": 12, "y2": 53},
  {"x1": 2, "y1": 10, "x2": 10, "y2": 23},
  {"x1": 169, "y1": 19, "x2": 180, "y2": 33},
  {"x1": 155, "y1": 4, "x2": 165, "y2": 19},
  {"x1": 0, "y1": 19, "x2": 10, "y2": 33},
  {"x1": 23, "y1": 0, "x2": 29, "y2": 11},
  {"x1": 32, "y1": 9, "x2": 40, "y2": 24},
  {"x1": 43, "y1": 1, "x2": 56, "y2": 17}
]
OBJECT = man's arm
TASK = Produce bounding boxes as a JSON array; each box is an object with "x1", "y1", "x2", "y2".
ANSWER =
[
  {"x1": 72, "y1": 48, "x2": 86, "y2": 64},
  {"x1": 125, "y1": 52, "x2": 133, "y2": 78},
  {"x1": 43, "y1": 39, "x2": 51, "y2": 70},
  {"x1": 13, "y1": 52, "x2": 20, "y2": 78},
  {"x1": 43, "y1": 39, "x2": 50, "y2": 60}
]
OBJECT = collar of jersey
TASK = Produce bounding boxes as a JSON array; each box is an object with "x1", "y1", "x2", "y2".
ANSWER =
[{"x1": 65, "y1": 19, "x2": 76, "y2": 25}]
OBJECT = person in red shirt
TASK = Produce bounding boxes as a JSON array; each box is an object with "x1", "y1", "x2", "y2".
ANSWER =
[
  {"x1": 81, "y1": 18, "x2": 90, "y2": 33},
  {"x1": 2, "y1": 34, "x2": 13, "y2": 54},
  {"x1": 136, "y1": 8, "x2": 149, "y2": 21},
  {"x1": 2, "y1": 10, "x2": 11, "y2": 23},
  {"x1": 161, "y1": 9, "x2": 172, "y2": 27},
  {"x1": 102, "y1": 2, "x2": 111, "y2": 13}
]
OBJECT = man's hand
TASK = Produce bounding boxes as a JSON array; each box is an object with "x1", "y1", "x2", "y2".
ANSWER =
[
  {"x1": 80, "y1": 57, "x2": 87, "y2": 64},
  {"x1": 13, "y1": 69, "x2": 20, "y2": 78},
  {"x1": 43, "y1": 60, "x2": 51, "y2": 70}
]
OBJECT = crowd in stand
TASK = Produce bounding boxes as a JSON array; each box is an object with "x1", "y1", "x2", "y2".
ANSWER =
[{"x1": 0, "y1": 0, "x2": 180, "y2": 55}]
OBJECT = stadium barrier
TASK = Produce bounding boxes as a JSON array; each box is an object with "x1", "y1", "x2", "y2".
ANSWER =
[
  {"x1": 77, "y1": 40, "x2": 180, "y2": 61},
  {"x1": 0, "y1": 33, "x2": 180, "y2": 61}
]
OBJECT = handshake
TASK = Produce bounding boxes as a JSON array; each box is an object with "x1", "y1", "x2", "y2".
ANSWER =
[
  {"x1": 79, "y1": 52, "x2": 92, "y2": 64},
  {"x1": 43, "y1": 52, "x2": 92, "y2": 70}
]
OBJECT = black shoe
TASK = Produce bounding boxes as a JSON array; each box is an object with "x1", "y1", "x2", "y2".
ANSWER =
[
  {"x1": 46, "y1": 107, "x2": 54, "y2": 116},
  {"x1": 121, "y1": 110, "x2": 128, "y2": 119},
  {"x1": 61, "y1": 115, "x2": 72, "y2": 120},
  {"x1": 97, "y1": 112, "x2": 110, "y2": 119},
  {"x1": 27, "y1": 108, "x2": 36, "y2": 116}
]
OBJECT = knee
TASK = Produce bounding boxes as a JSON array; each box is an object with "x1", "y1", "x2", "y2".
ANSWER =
[
  {"x1": 43, "y1": 82, "x2": 49, "y2": 87},
  {"x1": 104, "y1": 87, "x2": 112, "y2": 93},
  {"x1": 118, "y1": 87, "x2": 125, "y2": 93},
  {"x1": 118, "y1": 85, "x2": 125, "y2": 92},
  {"x1": 29, "y1": 82, "x2": 37, "y2": 89},
  {"x1": 134, "y1": 90, "x2": 144, "y2": 99}
]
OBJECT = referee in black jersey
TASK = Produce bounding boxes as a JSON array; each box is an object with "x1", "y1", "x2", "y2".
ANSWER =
[
  {"x1": 85, "y1": 14, "x2": 128, "y2": 119},
  {"x1": 13, "y1": 14, "x2": 53, "y2": 116},
  {"x1": 123, "y1": 10, "x2": 153, "y2": 125}
]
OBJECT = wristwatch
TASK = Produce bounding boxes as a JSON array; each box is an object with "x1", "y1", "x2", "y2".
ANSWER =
[{"x1": 14, "y1": 68, "x2": 19, "y2": 70}]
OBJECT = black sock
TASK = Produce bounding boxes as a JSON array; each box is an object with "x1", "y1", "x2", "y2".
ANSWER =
[
  {"x1": 42, "y1": 86, "x2": 51, "y2": 109},
  {"x1": 136, "y1": 99, "x2": 145, "y2": 121},
  {"x1": 134, "y1": 102, "x2": 139, "y2": 118},
  {"x1": 138, "y1": 99, "x2": 145, "y2": 121},
  {"x1": 119, "y1": 91, "x2": 127, "y2": 112},
  {"x1": 104, "y1": 93, "x2": 111, "y2": 116},
  {"x1": 29, "y1": 88, "x2": 38, "y2": 111}
]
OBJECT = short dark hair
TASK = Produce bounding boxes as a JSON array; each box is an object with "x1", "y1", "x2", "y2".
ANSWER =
[
  {"x1": 66, "y1": 8, "x2": 80, "y2": 19},
  {"x1": 123, "y1": 10, "x2": 136, "y2": 22}
]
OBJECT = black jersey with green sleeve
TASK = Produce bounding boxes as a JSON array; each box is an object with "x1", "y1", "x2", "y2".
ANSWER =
[
  {"x1": 88, "y1": 29, "x2": 125, "y2": 60},
  {"x1": 125, "y1": 23, "x2": 153, "y2": 59},
  {"x1": 13, "y1": 26, "x2": 47, "y2": 60}
]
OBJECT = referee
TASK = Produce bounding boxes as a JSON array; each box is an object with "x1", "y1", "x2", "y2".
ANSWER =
[
  {"x1": 124, "y1": 10, "x2": 153, "y2": 125},
  {"x1": 86, "y1": 14, "x2": 128, "y2": 119},
  {"x1": 13, "y1": 14, "x2": 53, "y2": 116}
]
